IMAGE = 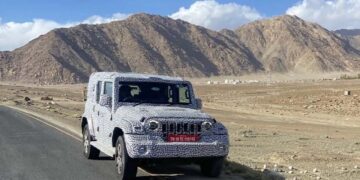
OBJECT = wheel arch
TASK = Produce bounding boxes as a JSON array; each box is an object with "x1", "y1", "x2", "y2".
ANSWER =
[
  {"x1": 81, "y1": 117, "x2": 88, "y2": 133},
  {"x1": 112, "y1": 127, "x2": 124, "y2": 147}
]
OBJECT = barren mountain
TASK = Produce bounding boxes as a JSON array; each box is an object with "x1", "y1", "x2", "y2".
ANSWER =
[
  {"x1": 335, "y1": 29, "x2": 360, "y2": 51},
  {"x1": 1, "y1": 14, "x2": 360, "y2": 84},
  {"x1": 229, "y1": 15, "x2": 360, "y2": 73},
  {"x1": 0, "y1": 14, "x2": 261, "y2": 84}
]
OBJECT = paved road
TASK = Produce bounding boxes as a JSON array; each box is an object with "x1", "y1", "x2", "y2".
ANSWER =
[
  {"x1": 0, "y1": 106, "x2": 124, "y2": 180},
  {"x1": 0, "y1": 106, "x2": 225, "y2": 180}
]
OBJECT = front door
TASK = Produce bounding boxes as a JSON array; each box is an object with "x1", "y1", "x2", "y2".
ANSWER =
[{"x1": 100, "y1": 81, "x2": 114, "y2": 146}]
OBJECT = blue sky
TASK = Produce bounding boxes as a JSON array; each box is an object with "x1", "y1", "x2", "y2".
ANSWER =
[
  {"x1": 0, "y1": 0, "x2": 299, "y2": 23},
  {"x1": 1, "y1": 0, "x2": 360, "y2": 51}
]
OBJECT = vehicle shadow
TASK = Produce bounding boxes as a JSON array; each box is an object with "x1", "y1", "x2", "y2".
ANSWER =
[
  {"x1": 95, "y1": 154, "x2": 115, "y2": 161},
  {"x1": 136, "y1": 160, "x2": 285, "y2": 180},
  {"x1": 94, "y1": 155, "x2": 285, "y2": 180}
]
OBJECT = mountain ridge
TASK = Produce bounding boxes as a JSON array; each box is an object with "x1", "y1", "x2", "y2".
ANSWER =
[
  {"x1": 0, "y1": 14, "x2": 359, "y2": 84},
  {"x1": 231, "y1": 15, "x2": 360, "y2": 73},
  {"x1": 335, "y1": 29, "x2": 360, "y2": 51}
]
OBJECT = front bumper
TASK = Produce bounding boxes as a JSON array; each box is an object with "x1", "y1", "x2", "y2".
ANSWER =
[{"x1": 124, "y1": 134, "x2": 229, "y2": 158}]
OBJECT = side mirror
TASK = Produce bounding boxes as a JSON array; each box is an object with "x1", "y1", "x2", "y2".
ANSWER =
[
  {"x1": 196, "y1": 98, "x2": 202, "y2": 110},
  {"x1": 99, "y1": 94, "x2": 112, "y2": 108}
]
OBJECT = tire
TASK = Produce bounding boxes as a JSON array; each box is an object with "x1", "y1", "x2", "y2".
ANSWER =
[
  {"x1": 83, "y1": 125, "x2": 100, "y2": 159},
  {"x1": 115, "y1": 136, "x2": 137, "y2": 180},
  {"x1": 200, "y1": 157, "x2": 225, "y2": 177}
]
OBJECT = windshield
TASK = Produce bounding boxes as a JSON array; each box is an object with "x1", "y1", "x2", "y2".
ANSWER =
[{"x1": 118, "y1": 81, "x2": 192, "y2": 105}]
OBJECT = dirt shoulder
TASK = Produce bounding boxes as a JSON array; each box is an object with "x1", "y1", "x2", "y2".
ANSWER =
[{"x1": 1, "y1": 79, "x2": 360, "y2": 179}]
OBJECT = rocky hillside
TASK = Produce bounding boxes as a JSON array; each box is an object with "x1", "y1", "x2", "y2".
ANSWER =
[
  {"x1": 228, "y1": 15, "x2": 360, "y2": 73},
  {"x1": 0, "y1": 14, "x2": 360, "y2": 84},
  {"x1": 0, "y1": 14, "x2": 261, "y2": 84}
]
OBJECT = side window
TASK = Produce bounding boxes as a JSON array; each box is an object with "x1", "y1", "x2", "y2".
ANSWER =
[
  {"x1": 96, "y1": 81, "x2": 102, "y2": 103},
  {"x1": 178, "y1": 84, "x2": 191, "y2": 104},
  {"x1": 104, "y1": 82, "x2": 113, "y2": 98}
]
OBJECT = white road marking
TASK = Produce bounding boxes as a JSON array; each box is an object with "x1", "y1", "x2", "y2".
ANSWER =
[{"x1": 15, "y1": 109, "x2": 82, "y2": 141}]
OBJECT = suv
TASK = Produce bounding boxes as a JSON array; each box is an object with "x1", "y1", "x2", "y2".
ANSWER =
[{"x1": 81, "y1": 72, "x2": 229, "y2": 179}]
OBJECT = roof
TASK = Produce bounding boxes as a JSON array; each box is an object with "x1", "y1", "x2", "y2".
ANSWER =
[{"x1": 90, "y1": 72, "x2": 183, "y2": 81}]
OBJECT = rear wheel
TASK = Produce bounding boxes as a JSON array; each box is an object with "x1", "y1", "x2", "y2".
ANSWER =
[
  {"x1": 83, "y1": 125, "x2": 100, "y2": 159},
  {"x1": 200, "y1": 157, "x2": 225, "y2": 177},
  {"x1": 115, "y1": 136, "x2": 137, "y2": 180}
]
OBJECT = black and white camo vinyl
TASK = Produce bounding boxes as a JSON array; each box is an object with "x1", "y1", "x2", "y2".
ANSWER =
[{"x1": 83, "y1": 72, "x2": 229, "y2": 158}]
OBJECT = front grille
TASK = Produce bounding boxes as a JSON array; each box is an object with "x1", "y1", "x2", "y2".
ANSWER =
[{"x1": 161, "y1": 122, "x2": 202, "y2": 135}]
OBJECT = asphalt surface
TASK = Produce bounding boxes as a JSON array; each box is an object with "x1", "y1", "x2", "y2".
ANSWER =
[
  {"x1": 0, "y1": 106, "x2": 125, "y2": 180},
  {"x1": 0, "y1": 106, "x2": 220, "y2": 180}
]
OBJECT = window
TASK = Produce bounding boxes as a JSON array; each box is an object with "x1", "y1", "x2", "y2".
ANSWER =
[
  {"x1": 178, "y1": 84, "x2": 191, "y2": 104},
  {"x1": 104, "y1": 82, "x2": 113, "y2": 98},
  {"x1": 96, "y1": 81, "x2": 102, "y2": 103},
  {"x1": 118, "y1": 82, "x2": 191, "y2": 105}
]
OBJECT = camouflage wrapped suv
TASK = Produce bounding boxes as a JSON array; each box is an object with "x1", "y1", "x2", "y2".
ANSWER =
[{"x1": 81, "y1": 72, "x2": 229, "y2": 179}]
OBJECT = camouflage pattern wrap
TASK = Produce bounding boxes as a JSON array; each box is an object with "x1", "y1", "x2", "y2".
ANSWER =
[{"x1": 82, "y1": 72, "x2": 229, "y2": 159}]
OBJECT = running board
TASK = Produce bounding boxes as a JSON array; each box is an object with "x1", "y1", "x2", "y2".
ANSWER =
[{"x1": 90, "y1": 141, "x2": 115, "y2": 157}]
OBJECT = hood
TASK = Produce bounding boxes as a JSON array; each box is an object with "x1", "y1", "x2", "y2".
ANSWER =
[{"x1": 115, "y1": 105, "x2": 211, "y2": 122}]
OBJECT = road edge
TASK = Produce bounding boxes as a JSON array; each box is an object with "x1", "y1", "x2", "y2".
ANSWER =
[
  {"x1": 0, "y1": 104, "x2": 158, "y2": 176},
  {"x1": 1, "y1": 105, "x2": 82, "y2": 141}
]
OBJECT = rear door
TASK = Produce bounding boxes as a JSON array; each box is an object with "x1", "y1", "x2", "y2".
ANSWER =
[{"x1": 92, "y1": 81, "x2": 103, "y2": 140}]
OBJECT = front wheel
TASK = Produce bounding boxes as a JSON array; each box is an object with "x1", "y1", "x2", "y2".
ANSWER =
[
  {"x1": 83, "y1": 125, "x2": 100, "y2": 159},
  {"x1": 115, "y1": 136, "x2": 137, "y2": 180},
  {"x1": 200, "y1": 157, "x2": 225, "y2": 177}
]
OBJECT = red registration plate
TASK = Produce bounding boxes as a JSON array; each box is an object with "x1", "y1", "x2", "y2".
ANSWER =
[{"x1": 167, "y1": 134, "x2": 200, "y2": 142}]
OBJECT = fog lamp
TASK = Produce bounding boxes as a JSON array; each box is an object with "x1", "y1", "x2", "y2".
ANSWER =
[
  {"x1": 202, "y1": 121, "x2": 213, "y2": 131},
  {"x1": 138, "y1": 145, "x2": 147, "y2": 154}
]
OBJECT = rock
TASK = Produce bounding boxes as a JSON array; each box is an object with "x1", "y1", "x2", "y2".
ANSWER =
[
  {"x1": 73, "y1": 114, "x2": 82, "y2": 119},
  {"x1": 40, "y1": 96, "x2": 53, "y2": 101},
  {"x1": 344, "y1": 91, "x2": 351, "y2": 96},
  {"x1": 313, "y1": 168, "x2": 318, "y2": 173},
  {"x1": 261, "y1": 169, "x2": 285, "y2": 180},
  {"x1": 24, "y1": 97, "x2": 31, "y2": 102},
  {"x1": 50, "y1": 101, "x2": 56, "y2": 105},
  {"x1": 354, "y1": 165, "x2": 359, "y2": 169},
  {"x1": 288, "y1": 171, "x2": 293, "y2": 174},
  {"x1": 273, "y1": 164, "x2": 278, "y2": 172},
  {"x1": 288, "y1": 166, "x2": 293, "y2": 170},
  {"x1": 291, "y1": 155, "x2": 297, "y2": 159}
]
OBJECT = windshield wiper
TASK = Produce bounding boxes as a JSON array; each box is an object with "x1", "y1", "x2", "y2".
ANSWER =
[{"x1": 132, "y1": 100, "x2": 148, "y2": 107}]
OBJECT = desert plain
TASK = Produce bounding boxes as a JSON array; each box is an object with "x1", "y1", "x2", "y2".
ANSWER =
[{"x1": 1, "y1": 73, "x2": 360, "y2": 180}]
